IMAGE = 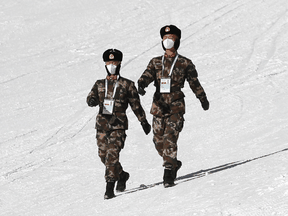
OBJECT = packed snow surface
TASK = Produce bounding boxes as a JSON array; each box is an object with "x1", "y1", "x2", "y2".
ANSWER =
[{"x1": 1, "y1": 0, "x2": 288, "y2": 215}]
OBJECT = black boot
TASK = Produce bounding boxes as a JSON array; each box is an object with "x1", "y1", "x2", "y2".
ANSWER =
[
  {"x1": 163, "y1": 169, "x2": 175, "y2": 188},
  {"x1": 173, "y1": 160, "x2": 182, "y2": 180},
  {"x1": 104, "y1": 181, "x2": 116, "y2": 200},
  {"x1": 116, "y1": 171, "x2": 130, "y2": 192}
]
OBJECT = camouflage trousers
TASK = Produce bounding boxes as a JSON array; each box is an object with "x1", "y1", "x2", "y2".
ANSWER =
[
  {"x1": 152, "y1": 113, "x2": 184, "y2": 170},
  {"x1": 96, "y1": 129, "x2": 126, "y2": 182}
]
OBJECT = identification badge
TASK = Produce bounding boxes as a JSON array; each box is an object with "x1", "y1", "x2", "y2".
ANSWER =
[
  {"x1": 103, "y1": 99, "x2": 115, "y2": 115},
  {"x1": 160, "y1": 78, "x2": 171, "y2": 93}
]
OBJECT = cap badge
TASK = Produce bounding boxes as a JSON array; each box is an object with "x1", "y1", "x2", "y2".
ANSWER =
[
  {"x1": 165, "y1": 27, "x2": 170, "y2": 32},
  {"x1": 109, "y1": 54, "x2": 114, "y2": 60}
]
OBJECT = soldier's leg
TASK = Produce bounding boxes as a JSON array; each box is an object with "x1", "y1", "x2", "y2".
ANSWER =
[
  {"x1": 152, "y1": 116, "x2": 165, "y2": 157},
  {"x1": 162, "y1": 113, "x2": 184, "y2": 170},
  {"x1": 96, "y1": 130, "x2": 107, "y2": 165},
  {"x1": 105, "y1": 130, "x2": 126, "y2": 182},
  {"x1": 96, "y1": 130, "x2": 116, "y2": 198},
  {"x1": 162, "y1": 114, "x2": 184, "y2": 187}
]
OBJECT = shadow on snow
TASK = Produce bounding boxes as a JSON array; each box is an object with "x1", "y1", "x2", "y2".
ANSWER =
[{"x1": 120, "y1": 147, "x2": 288, "y2": 196}]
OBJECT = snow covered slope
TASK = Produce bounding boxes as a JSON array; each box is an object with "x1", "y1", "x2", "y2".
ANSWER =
[{"x1": 1, "y1": 0, "x2": 288, "y2": 215}]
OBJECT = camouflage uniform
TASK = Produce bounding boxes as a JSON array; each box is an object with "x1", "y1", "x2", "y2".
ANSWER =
[
  {"x1": 138, "y1": 53, "x2": 207, "y2": 170},
  {"x1": 87, "y1": 77, "x2": 147, "y2": 182}
]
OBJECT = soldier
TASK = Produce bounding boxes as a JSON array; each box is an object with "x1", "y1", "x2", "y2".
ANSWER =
[
  {"x1": 87, "y1": 49, "x2": 151, "y2": 199},
  {"x1": 137, "y1": 25, "x2": 209, "y2": 188}
]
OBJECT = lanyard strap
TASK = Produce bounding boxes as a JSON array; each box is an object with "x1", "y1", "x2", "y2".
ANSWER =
[
  {"x1": 161, "y1": 54, "x2": 179, "y2": 77},
  {"x1": 105, "y1": 79, "x2": 118, "y2": 99}
]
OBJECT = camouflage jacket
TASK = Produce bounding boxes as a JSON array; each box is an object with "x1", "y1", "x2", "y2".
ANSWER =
[
  {"x1": 87, "y1": 76, "x2": 147, "y2": 131},
  {"x1": 138, "y1": 53, "x2": 207, "y2": 117}
]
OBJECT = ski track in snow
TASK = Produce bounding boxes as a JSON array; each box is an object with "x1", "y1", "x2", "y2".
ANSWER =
[{"x1": 1, "y1": 0, "x2": 288, "y2": 215}]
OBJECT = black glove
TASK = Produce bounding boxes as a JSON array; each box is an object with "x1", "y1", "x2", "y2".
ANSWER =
[
  {"x1": 141, "y1": 119, "x2": 151, "y2": 135},
  {"x1": 200, "y1": 97, "x2": 209, "y2": 111},
  {"x1": 154, "y1": 92, "x2": 161, "y2": 100},
  {"x1": 88, "y1": 97, "x2": 98, "y2": 107},
  {"x1": 138, "y1": 83, "x2": 146, "y2": 96}
]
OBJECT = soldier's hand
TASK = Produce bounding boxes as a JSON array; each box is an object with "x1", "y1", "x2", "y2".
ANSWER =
[
  {"x1": 141, "y1": 119, "x2": 151, "y2": 135},
  {"x1": 88, "y1": 98, "x2": 98, "y2": 107},
  {"x1": 200, "y1": 97, "x2": 209, "y2": 111},
  {"x1": 138, "y1": 86, "x2": 146, "y2": 96},
  {"x1": 154, "y1": 92, "x2": 161, "y2": 100},
  {"x1": 138, "y1": 82, "x2": 146, "y2": 96}
]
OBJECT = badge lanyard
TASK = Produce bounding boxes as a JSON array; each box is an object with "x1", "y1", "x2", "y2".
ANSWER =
[
  {"x1": 103, "y1": 79, "x2": 118, "y2": 115},
  {"x1": 160, "y1": 54, "x2": 179, "y2": 93},
  {"x1": 105, "y1": 79, "x2": 118, "y2": 99}
]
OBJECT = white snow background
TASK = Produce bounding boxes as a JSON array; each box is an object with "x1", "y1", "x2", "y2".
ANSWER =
[{"x1": 1, "y1": 0, "x2": 288, "y2": 215}]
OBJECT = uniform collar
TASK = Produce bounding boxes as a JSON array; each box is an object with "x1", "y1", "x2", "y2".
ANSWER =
[
  {"x1": 164, "y1": 51, "x2": 177, "y2": 58},
  {"x1": 106, "y1": 75, "x2": 118, "y2": 80}
]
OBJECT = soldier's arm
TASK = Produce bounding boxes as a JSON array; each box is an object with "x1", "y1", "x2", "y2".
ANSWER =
[
  {"x1": 186, "y1": 61, "x2": 207, "y2": 101},
  {"x1": 87, "y1": 82, "x2": 100, "y2": 107},
  {"x1": 138, "y1": 59, "x2": 156, "y2": 89},
  {"x1": 128, "y1": 82, "x2": 147, "y2": 122},
  {"x1": 128, "y1": 82, "x2": 151, "y2": 134}
]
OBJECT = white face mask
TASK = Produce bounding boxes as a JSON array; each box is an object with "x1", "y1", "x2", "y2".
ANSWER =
[
  {"x1": 163, "y1": 38, "x2": 174, "y2": 49},
  {"x1": 106, "y1": 64, "x2": 117, "y2": 74}
]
